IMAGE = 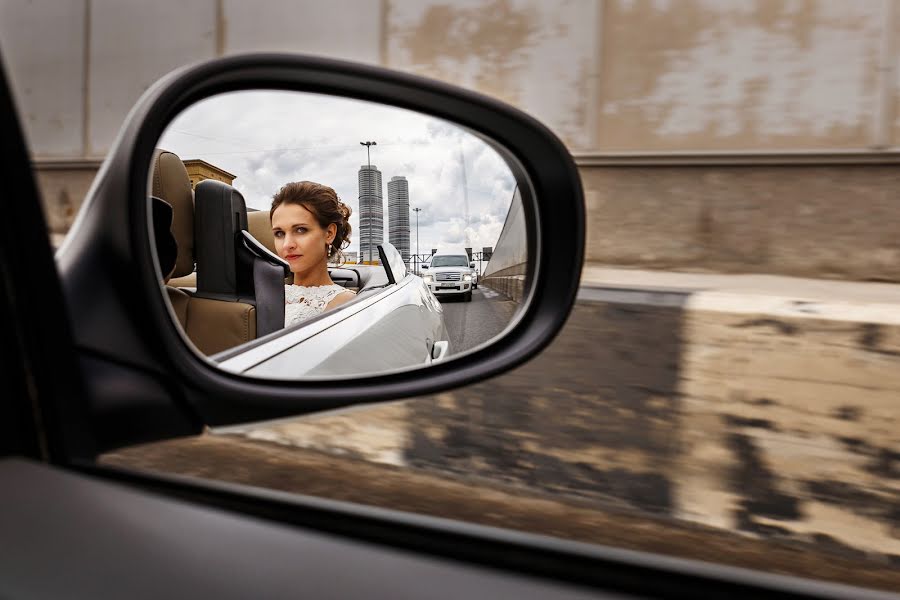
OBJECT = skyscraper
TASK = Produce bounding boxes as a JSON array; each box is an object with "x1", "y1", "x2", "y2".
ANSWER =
[
  {"x1": 358, "y1": 164, "x2": 383, "y2": 263},
  {"x1": 387, "y1": 175, "x2": 411, "y2": 262}
]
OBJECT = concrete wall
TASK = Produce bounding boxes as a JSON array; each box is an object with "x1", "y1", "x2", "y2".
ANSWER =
[
  {"x1": 482, "y1": 186, "x2": 528, "y2": 301},
  {"x1": 595, "y1": 1, "x2": 887, "y2": 151},
  {"x1": 5, "y1": 0, "x2": 900, "y2": 269},
  {"x1": 582, "y1": 161, "x2": 900, "y2": 281},
  {"x1": 34, "y1": 161, "x2": 102, "y2": 247}
]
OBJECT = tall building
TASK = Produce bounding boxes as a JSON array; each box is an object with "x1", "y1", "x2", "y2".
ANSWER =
[
  {"x1": 358, "y1": 164, "x2": 383, "y2": 264},
  {"x1": 387, "y1": 176, "x2": 411, "y2": 262}
]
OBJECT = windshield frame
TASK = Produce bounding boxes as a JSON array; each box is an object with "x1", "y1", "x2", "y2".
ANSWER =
[{"x1": 431, "y1": 256, "x2": 470, "y2": 268}]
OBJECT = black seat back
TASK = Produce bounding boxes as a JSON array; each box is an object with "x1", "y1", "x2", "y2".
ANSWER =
[{"x1": 193, "y1": 179, "x2": 289, "y2": 338}]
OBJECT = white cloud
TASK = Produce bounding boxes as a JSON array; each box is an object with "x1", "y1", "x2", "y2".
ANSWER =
[{"x1": 159, "y1": 90, "x2": 516, "y2": 255}]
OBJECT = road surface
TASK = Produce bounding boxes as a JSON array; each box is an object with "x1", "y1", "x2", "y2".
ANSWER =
[{"x1": 439, "y1": 286, "x2": 519, "y2": 354}]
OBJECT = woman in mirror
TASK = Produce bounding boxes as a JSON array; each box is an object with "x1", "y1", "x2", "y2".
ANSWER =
[{"x1": 271, "y1": 181, "x2": 356, "y2": 327}]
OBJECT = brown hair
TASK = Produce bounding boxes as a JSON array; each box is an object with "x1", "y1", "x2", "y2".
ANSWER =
[{"x1": 270, "y1": 181, "x2": 352, "y2": 264}]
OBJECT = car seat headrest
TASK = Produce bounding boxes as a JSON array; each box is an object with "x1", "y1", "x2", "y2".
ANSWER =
[
  {"x1": 193, "y1": 179, "x2": 249, "y2": 296},
  {"x1": 247, "y1": 210, "x2": 276, "y2": 255},
  {"x1": 152, "y1": 149, "x2": 194, "y2": 278},
  {"x1": 151, "y1": 196, "x2": 178, "y2": 282}
]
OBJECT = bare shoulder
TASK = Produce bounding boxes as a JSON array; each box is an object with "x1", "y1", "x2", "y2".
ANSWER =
[{"x1": 326, "y1": 289, "x2": 356, "y2": 309}]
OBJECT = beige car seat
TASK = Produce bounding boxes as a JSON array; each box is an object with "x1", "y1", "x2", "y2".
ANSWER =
[
  {"x1": 247, "y1": 210, "x2": 277, "y2": 255},
  {"x1": 152, "y1": 150, "x2": 258, "y2": 355},
  {"x1": 248, "y1": 209, "x2": 298, "y2": 285}
]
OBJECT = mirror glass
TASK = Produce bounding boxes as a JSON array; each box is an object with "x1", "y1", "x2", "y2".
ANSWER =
[{"x1": 149, "y1": 90, "x2": 531, "y2": 380}]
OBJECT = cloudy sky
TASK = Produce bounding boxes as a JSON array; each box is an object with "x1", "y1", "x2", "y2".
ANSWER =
[{"x1": 158, "y1": 90, "x2": 516, "y2": 259}]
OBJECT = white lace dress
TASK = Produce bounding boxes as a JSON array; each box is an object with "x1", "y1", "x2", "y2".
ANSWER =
[{"x1": 284, "y1": 284, "x2": 352, "y2": 328}]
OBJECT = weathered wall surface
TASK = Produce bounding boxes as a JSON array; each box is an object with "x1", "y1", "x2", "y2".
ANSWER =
[
  {"x1": 480, "y1": 273, "x2": 526, "y2": 302},
  {"x1": 35, "y1": 159, "x2": 900, "y2": 283},
  {"x1": 11, "y1": 1, "x2": 895, "y2": 157},
  {"x1": 34, "y1": 163, "x2": 100, "y2": 247},
  {"x1": 581, "y1": 163, "x2": 900, "y2": 281},
  {"x1": 7, "y1": 0, "x2": 900, "y2": 278},
  {"x1": 595, "y1": 1, "x2": 885, "y2": 151}
]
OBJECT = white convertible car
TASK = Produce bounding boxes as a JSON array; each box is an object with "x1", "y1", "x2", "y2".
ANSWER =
[
  {"x1": 215, "y1": 252, "x2": 451, "y2": 379},
  {"x1": 152, "y1": 151, "x2": 449, "y2": 381}
]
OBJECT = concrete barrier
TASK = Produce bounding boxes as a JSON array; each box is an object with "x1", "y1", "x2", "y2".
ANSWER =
[
  {"x1": 482, "y1": 186, "x2": 527, "y2": 301},
  {"x1": 481, "y1": 272, "x2": 526, "y2": 303}
]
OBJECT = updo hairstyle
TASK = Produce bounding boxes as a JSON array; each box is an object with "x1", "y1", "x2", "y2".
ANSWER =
[{"x1": 270, "y1": 181, "x2": 352, "y2": 264}]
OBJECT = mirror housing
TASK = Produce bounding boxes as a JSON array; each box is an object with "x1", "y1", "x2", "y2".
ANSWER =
[{"x1": 57, "y1": 53, "x2": 584, "y2": 432}]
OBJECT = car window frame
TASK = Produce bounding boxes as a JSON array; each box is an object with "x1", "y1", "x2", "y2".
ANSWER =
[{"x1": 2, "y1": 50, "x2": 895, "y2": 600}]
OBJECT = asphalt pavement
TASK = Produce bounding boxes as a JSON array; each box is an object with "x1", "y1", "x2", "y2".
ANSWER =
[{"x1": 438, "y1": 287, "x2": 520, "y2": 354}]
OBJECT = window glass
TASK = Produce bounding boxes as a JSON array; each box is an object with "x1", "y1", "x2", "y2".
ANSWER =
[
  {"x1": 77, "y1": 2, "x2": 900, "y2": 595},
  {"x1": 430, "y1": 256, "x2": 469, "y2": 268}
]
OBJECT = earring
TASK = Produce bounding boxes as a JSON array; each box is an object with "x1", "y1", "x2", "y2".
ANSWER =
[{"x1": 327, "y1": 242, "x2": 333, "y2": 256}]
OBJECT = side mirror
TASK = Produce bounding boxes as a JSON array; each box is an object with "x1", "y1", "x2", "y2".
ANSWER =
[
  {"x1": 469, "y1": 262, "x2": 476, "y2": 269},
  {"x1": 60, "y1": 53, "x2": 585, "y2": 429}
]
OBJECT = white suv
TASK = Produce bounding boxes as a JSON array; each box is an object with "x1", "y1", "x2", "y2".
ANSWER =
[{"x1": 423, "y1": 248, "x2": 475, "y2": 301}]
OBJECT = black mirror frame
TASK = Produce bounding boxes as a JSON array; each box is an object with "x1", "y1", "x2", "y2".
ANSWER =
[{"x1": 58, "y1": 54, "x2": 584, "y2": 427}]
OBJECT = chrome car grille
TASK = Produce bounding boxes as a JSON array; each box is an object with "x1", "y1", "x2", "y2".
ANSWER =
[{"x1": 436, "y1": 272, "x2": 461, "y2": 281}]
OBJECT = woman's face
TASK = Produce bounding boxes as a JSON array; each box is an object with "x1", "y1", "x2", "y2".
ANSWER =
[{"x1": 271, "y1": 203, "x2": 336, "y2": 275}]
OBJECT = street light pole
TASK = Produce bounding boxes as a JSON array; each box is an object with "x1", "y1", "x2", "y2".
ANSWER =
[
  {"x1": 361, "y1": 140, "x2": 376, "y2": 167},
  {"x1": 359, "y1": 141, "x2": 377, "y2": 263},
  {"x1": 412, "y1": 207, "x2": 422, "y2": 273}
]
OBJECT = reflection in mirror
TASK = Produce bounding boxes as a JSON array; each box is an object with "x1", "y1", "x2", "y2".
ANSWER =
[{"x1": 150, "y1": 90, "x2": 531, "y2": 380}]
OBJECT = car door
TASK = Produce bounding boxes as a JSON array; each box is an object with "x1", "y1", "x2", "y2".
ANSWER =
[{"x1": 217, "y1": 272, "x2": 447, "y2": 377}]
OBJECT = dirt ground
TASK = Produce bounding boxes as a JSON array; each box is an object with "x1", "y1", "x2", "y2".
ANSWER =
[{"x1": 101, "y1": 434, "x2": 900, "y2": 593}]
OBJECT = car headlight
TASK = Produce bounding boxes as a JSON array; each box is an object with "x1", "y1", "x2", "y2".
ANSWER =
[
  {"x1": 463, "y1": 274, "x2": 472, "y2": 281},
  {"x1": 424, "y1": 275, "x2": 433, "y2": 284}
]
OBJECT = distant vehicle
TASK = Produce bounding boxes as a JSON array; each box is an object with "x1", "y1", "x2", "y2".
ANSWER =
[{"x1": 423, "y1": 247, "x2": 475, "y2": 302}]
